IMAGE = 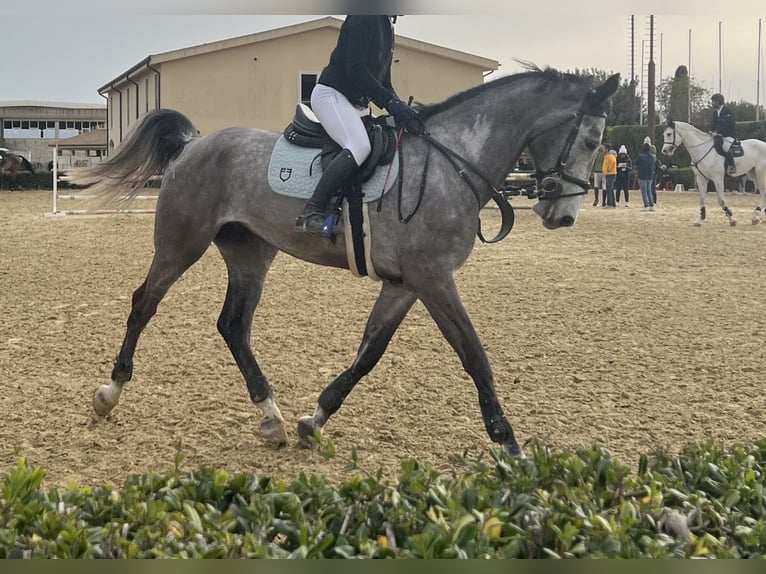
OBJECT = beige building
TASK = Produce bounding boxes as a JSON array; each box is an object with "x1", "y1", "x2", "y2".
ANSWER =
[{"x1": 99, "y1": 17, "x2": 498, "y2": 150}]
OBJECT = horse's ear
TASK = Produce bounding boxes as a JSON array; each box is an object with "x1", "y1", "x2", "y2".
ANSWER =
[
  {"x1": 666, "y1": 118, "x2": 674, "y2": 127},
  {"x1": 594, "y1": 73, "x2": 620, "y2": 102},
  {"x1": 586, "y1": 73, "x2": 620, "y2": 111}
]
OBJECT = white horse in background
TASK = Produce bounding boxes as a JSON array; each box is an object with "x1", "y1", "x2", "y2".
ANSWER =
[{"x1": 662, "y1": 120, "x2": 766, "y2": 226}]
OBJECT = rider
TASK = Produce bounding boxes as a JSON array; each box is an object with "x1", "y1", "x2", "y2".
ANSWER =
[
  {"x1": 709, "y1": 93, "x2": 737, "y2": 175},
  {"x1": 294, "y1": 15, "x2": 424, "y2": 234}
]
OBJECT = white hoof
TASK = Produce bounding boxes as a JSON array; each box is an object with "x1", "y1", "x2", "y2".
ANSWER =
[
  {"x1": 254, "y1": 397, "x2": 288, "y2": 446},
  {"x1": 93, "y1": 383, "x2": 121, "y2": 416},
  {"x1": 259, "y1": 417, "x2": 288, "y2": 446}
]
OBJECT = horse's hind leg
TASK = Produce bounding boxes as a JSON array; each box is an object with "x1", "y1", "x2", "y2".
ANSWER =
[
  {"x1": 297, "y1": 281, "x2": 417, "y2": 447},
  {"x1": 94, "y1": 230, "x2": 215, "y2": 416},
  {"x1": 214, "y1": 224, "x2": 286, "y2": 446},
  {"x1": 751, "y1": 170, "x2": 765, "y2": 225}
]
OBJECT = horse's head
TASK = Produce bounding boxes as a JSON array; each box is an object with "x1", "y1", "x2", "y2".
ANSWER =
[
  {"x1": 528, "y1": 73, "x2": 620, "y2": 229},
  {"x1": 662, "y1": 120, "x2": 678, "y2": 156}
]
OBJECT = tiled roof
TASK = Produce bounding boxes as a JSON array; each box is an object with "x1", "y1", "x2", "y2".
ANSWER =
[{"x1": 50, "y1": 129, "x2": 107, "y2": 148}]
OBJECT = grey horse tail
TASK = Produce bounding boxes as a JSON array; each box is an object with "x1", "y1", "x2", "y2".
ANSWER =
[{"x1": 67, "y1": 109, "x2": 198, "y2": 205}]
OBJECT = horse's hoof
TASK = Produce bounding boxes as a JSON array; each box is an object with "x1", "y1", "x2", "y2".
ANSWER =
[
  {"x1": 259, "y1": 417, "x2": 288, "y2": 447},
  {"x1": 730, "y1": 220, "x2": 737, "y2": 227},
  {"x1": 752, "y1": 219, "x2": 760, "y2": 225},
  {"x1": 504, "y1": 442, "x2": 527, "y2": 458},
  {"x1": 693, "y1": 222, "x2": 702, "y2": 227},
  {"x1": 93, "y1": 385, "x2": 118, "y2": 416},
  {"x1": 297, "y1": 416, "x2": 322, "y2": 449}
]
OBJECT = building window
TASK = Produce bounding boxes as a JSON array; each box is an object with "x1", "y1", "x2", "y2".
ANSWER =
[{"x1": 300, "y1": 73, "x2": 318, "y2": 106}]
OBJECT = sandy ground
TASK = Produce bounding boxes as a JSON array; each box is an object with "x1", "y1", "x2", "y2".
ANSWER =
[{"x1": 1, "y1": 189, "x2": 765, "y2": 488}]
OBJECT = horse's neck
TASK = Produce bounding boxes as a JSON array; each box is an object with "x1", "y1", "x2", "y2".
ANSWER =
[
  {"x1": 431, "y1": 89, "x2": 540, "y2": 177},
  {"x1": 679, "y1": 122, "x2": 711, "y2": 150}
]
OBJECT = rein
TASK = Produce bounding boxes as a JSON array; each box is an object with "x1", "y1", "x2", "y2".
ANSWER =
[{"x1": 418, "y1": 134, "x2": 515, "y2": 244}]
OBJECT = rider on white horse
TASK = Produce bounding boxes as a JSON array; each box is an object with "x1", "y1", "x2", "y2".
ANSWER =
[{"x1": 709, "y1": 93, "x2": 737, "y2": 175}]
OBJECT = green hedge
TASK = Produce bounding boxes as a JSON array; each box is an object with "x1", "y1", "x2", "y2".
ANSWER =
[
  {"x1": 2, "y1": 440, "x2": 766, "y2": 558},
  {"x1": 0, "y1": 172, "x2": 54, "y2": 191}
]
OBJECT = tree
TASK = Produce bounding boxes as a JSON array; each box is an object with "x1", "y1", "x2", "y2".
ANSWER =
[
  {"x1": 656, "y1": 65, "x2": 710, "y2": 126},
  {"x1": 567, "y1": 67, "x2": 642, "y2": 126},
  {"x1": 725, "y1": 101, "x2": 766, "y2": 122}
]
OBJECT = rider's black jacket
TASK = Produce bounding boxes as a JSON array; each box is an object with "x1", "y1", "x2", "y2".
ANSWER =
[
  {"x1": 711, "y1": 105, "x2": 736, "y2": 138},
  {"x1": 317, "y1": 16, "x2": 398, "y2": 109}
]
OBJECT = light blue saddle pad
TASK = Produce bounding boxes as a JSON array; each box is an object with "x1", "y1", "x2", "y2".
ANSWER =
[{"x1": 267, "y1": 136, "x2": 399, "y2": 202}]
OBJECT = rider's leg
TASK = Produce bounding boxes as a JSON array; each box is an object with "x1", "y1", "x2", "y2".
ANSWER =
[{"x1": 295, "y1": 84, "x2": 370, "y2": 234}]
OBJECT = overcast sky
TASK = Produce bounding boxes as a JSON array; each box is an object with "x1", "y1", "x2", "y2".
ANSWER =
[{"x1": 3, "y1": 0, "x2": 764, "y2": 109}]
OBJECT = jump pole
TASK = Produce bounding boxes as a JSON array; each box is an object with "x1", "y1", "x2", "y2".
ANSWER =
[{"x1": 45, "y1": 148, "x2": 158, "y2": 217}]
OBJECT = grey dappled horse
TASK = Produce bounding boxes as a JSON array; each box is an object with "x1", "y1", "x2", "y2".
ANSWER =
[
  {"x1": 662, "y1": 120, "x2": 766, "y2": 226},
  {"x1": 72, "y1": 68, "x2": 619, "y2": 456}
]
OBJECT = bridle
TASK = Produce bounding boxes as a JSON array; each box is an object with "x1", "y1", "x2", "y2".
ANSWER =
[
  {"x1": 402, "y1": 91, "x2": 605, "y2": 242},
  {"x1": 530, "y1": 103, "x2": 607, "y2": 201}
]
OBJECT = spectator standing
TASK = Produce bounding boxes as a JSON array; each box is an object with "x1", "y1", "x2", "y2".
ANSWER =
[
  {"x1": 602, "y1": 148, "x2": 617, "y2": 208},
  {"x1": 738, "y1": 174, "x2": 748, "y2": 194},
  {"x1": 614, "y1": 145, "x2": 632, "y2": 207},
  {"x1": 591, "y1": 144, "x2": 605, "y2": 206},
  {"x1": 656, "y1": 164, "x2": 675, "y2": 191},
  {"x1": 635, "y1": 143, "x2": 656, "y2": 211},
  {"x1": 644, "y1": 136, "x2": 660, "y2": 205}
]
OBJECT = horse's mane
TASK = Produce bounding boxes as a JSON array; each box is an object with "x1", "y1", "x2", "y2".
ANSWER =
[{"x1": 416, "y1": 62, "x2": 593, "y2": 120}]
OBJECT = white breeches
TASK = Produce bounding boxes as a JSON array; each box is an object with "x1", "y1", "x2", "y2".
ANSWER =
[{"x1": 310, "y1": 83, "x2": 371, "y2": 166}]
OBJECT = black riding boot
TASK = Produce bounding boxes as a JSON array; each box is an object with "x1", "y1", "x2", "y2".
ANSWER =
[
  {"x1": 725, "y1": 155, "x2": 736, "y2": 175},
  {"x1": 294, "y1": 149, "x2": 358, "y2": 234}
]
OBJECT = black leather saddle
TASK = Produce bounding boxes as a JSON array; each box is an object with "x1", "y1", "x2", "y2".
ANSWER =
[{"x1": 283, "y1": 104, "x2": 398, "y2": 181}]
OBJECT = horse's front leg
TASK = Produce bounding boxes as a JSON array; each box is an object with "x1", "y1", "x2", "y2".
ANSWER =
[
  {"x1": 693, "y1": 173, "x2": 708, "y2": 226},
  {"x1": 414, "y1": 274, "x2": 522, "y2": 456},
  {"x1": 298, "y1": 281, "x2": 417, "y2": 447}
]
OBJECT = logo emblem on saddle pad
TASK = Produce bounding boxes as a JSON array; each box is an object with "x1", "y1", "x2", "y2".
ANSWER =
[
  {"x1": 267, "y1": 136, "x2": 400, "y2": 201},
  {"x1": 279, "y1": 167, "x2": 292, "y2": 182}
]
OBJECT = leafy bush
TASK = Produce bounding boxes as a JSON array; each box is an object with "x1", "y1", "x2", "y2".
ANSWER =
[{"x1": 2, "y1": 441, "x2": 766, "y2": 558}]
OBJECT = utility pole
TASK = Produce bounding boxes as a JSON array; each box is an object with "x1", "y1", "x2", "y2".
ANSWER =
[
  {"x1": 688, "y1": 28, "x2": 692, "y2": 123},
  {"x1": 718, "y1": 21, "x2": 723, "y2": 94},
  {"x1": 648, "y1": 15, "x2": 656, "y2": 142},
  {"x1": 758, "y1": 18, "x2": 762, "y2": 122},
  {"x1": 630, "y1": 15, "x2": 638, "y2": 124}
]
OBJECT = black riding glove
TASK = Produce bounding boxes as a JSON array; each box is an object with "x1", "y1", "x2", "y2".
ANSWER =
[{"x1": 386, "y1": 98, "x2": 426, "y2": 136}]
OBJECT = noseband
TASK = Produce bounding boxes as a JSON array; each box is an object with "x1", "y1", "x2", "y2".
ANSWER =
[{"x1": 530, "y1": 106, "x2": 606, "y2": 201}]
